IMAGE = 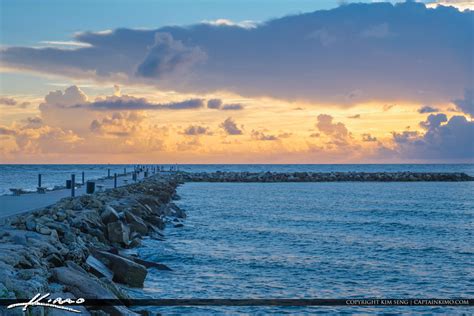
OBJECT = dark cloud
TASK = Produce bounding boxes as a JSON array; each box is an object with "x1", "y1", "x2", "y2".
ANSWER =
[
  {"x1": 392, "y1": 114, "x2": 474, "y2": 159},
  {"x1": 251, "y1": 130, "x2": 278, "y2": 141},
  {"x1": 207, "y1": 99, "x2": 222, "y2": 109},
  {"x1": 24, "y1": 117, "x2": 43, "y2": 129},
  {"x1": 2, "y1": 2, "x2": 472, "y2": 104},
  {"x1": 418, "y1": 105, "x2": 439, "y2": 113},
  {"x1": 220, "y1": 117, "x2": 243, "y2": 135},
  {"x1": 206, "y1": 99, "x2": 244, "y2": 110},
  {"x1": 89, "y1": 96, "x2": 204, "y2": 111},
  {"x1": 221, "y1": 103, "x2": 244, "y2": 111},
  {"x1": 362, "y1": 133, "x2": 377, "y2": 142},
  {"x1": 0, "y1": 127, "x2": 17, "y2": 135},
  {"x1": 0, "y1": 97, "x2": 17, "y2": 106},
  {"x1": 183, "y1": 125, "x2": 211, "y2": 135},
  {"x1": 136, "y1": 32, "x2": 207, "y2": 78},
  {"x1": 453, "y1": 89, "x2": 473, "y2": 116}
]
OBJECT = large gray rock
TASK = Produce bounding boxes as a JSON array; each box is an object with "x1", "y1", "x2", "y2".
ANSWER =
[
  {"x1": 92, "y1": 250, "x2": 147, "y2": 287},
  {"x1": 124, "y1": 211, "x2": 148, "y2": 235},
  {"x1": 51, "y1": 266, "x2": 138, "y2": 315},
  {"x1": 86, "y1": 255, "x2": 113, "y2": 280},
  {"x1": 101, "y1": 205, "x2": 120, "y2": 224},
  {"x1": 107, "y1": 222, "x2": 130, "y2": 245}
]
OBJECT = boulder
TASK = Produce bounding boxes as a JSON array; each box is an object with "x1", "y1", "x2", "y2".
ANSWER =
[
  {"x1": 107, "y1": 222, "x2": 130, "y2": 245},
  {"x1": 124, "y1": 211, "x2": 148, "y2": 235},
  {"x1": 25, "y1": 218, "x2": 36, "y2": 231},
  {"x1": 51, "y1": 266, "x2": 138, "y2": 315},
  {"x1": 101, "y1": 205, "x2": 120, "y2": 224},
  {"x1": 91, "y1": 250, "x2": 147, "y2": 287},
  {"x1": 35, "y1": 224, "x2": 52, "y2": 235},
  {"x1": 86, "y1": 255, "x2": 113, "y2": 280}
]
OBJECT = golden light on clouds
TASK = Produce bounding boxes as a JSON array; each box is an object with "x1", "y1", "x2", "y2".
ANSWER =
[{"x1": 1, "y1": 84, "x2": 470, "y2": 164}]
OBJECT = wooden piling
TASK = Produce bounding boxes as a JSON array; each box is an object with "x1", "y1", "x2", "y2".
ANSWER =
[{"x1": 71, "y1": 174, "x2": 75, "y2": 197}]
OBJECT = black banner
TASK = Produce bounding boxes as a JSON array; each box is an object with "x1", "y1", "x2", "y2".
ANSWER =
[{"x1": 1, "y1": 298, "x2": 473, "y2": 307}]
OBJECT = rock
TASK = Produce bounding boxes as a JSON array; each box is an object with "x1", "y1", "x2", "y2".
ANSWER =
[
  {"x1": 128, "y1": 237, "x2": 141, "y2": 248},
  {"x1": 86, "y1": 255, "x2": 113, "y2": 280},
  {"x1": 91, "y1": 250, "x2": 147, "y2": 287},
  {"x1": 36, "y1": 224, "x2": 52, "y2": 235},
  {"x1": 174, "y1": 223, "x2": 184, "y2": 228},
  {"x1": 46, "y1": 253, "x2": 63, "y2": 267},
  {"x1": 107, "y1": 222, "x2": 130, "y2": 245},
  {"x1": 124, "y1": 211, "x2": 148, "y2": 234},
  {"x1": 101, "y1": 206, "x2": 120, "y2": 224},
  {"x1": 51, "y1": 266, "x2": 138, "y2": 315},
  {"x1": 25, "y1": 218, "x2": 36, "y2": 231}
]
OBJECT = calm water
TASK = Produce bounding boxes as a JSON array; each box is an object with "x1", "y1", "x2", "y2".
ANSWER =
[
  {"x1": 135, "y1": 181, "x2": 474, "y2": 314},
  {"x1": 1, "y1": 164, "x2": 473, "y2": 196}
]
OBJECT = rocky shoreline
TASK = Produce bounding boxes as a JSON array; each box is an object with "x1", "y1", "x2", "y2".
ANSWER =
[
  {"x1": 0, "y1": 175, "x2": 185, "y2": 315},
  {"x1": 177, "y1": 171, "x2": 474, "y2": 182}
]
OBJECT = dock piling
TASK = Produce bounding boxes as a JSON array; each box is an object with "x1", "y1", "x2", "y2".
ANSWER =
[
  {"x1": 71, "y1": 174, "x2": 75, "y2": 197},
  {"x1": 38, "y1": 174, "x2": 42, "y2": 188},
  {"x1": 82, "y1": 172, "x2": 85, "y2": 185},
  {"x1": 114, "y1": 173, "x2": 117, "y2": 188}
]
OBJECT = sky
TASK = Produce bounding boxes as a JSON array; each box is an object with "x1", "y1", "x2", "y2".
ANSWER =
[{"x1": 0, "y1": 0, "x2": 473, "y2": 164}]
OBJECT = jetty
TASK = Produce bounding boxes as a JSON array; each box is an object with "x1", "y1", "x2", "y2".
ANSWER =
[
  {"x1": 177, "y1": 171, "x2": 474, "y2": 182},
  {"x1": 0, "y1": 174, "x2": 184, "y2": 315}
]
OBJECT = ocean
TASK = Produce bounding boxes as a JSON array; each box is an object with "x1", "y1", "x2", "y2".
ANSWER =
[{"x1": 1, "y1": 164, "x2": 473, "y2": 314}]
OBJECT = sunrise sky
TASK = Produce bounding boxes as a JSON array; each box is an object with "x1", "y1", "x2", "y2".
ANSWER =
[{"x1": 0, "y1": 0, "x2": 473, "y2": 164}]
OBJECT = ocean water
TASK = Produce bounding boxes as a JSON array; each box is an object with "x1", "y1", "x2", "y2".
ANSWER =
[
  {"x1": 1, "y1": 164, "x2": 473, "y2": 196},
  {"x1": 136, "y1": 180, "x2": 474, "y2": 314}
]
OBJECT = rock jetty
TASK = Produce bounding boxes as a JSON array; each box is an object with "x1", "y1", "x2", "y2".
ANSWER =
[
  {"x1": 178, "y1": 171, "x2": 474, "y2": 182},
  {"x1": 0, "y1": 175, "x2": 185, "y2": 315}
]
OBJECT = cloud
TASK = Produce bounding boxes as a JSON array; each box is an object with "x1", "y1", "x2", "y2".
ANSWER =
[
  {"x1": 40, "y1": 86, "x2": 205, "y2": 111},
  {"x1": 426, "y1": 0, "x2": 474, "y2": 11},
  {"x1": 348, "y1": 114, "x2": 361, "y2": 119},
  {"x1": 136, "y1": 32, "x2": 207, "y2": 78},
  {"x1": 251, "y1": 130, "x2": 278, "y2": 141},
  {"x1": 221, "y1": 103, "x2": 244, "y2": 111},
  {"x1": 206, "y1": 98, "x2": 244, "y2": 110},
  {"x1": 201, "y1": 19, "x2": 258, "y2": 29},
  {"x1": 89, "y1": 112, "x2": 145, "y2": 137},
  {"x1": 391, "y1": 114, "x2": 474, "y2": 160},
  {"x1": 453, "y1": 89, "x2": 473, "y2": 116},
  {"x1": 183, "y1": 125, "x2": 211, "y2": 136},
  {"x1": 360, "y1": 23, "x2": 392, "y2": 39},
  {"x1": 44, "y1": 85, "x2": 88, "y2": 106},
  {"x1": 24, "y1": 117, "x2": 43, "y2": 129},
  {"x1": 418, "y1": 105, "x2": 439, "y2": 113},
  {"x1": 0, "y1": 97, "x2": 17, "y2": 106},
  {"x1": 2, "y1": 2, "x2": 472, "y2": 105},
  {"x1": 362, "y1": 133, "x2": 377, "y2": 142},
  {"x1": 90, "y1": 96, "x2": 204, "y2": 110},
  {"x1": 316, "y1": 114, "x2": 349, "y2": 140},
  {"x1": 220, "y1": 117, "x2": 243, "y2": 135},
  {"x1": 0, "y1": 127, "x2": 17, "y2": 135},
  {"x1": 207, "y1": 99, "x2": 222, "y2": 109}
]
